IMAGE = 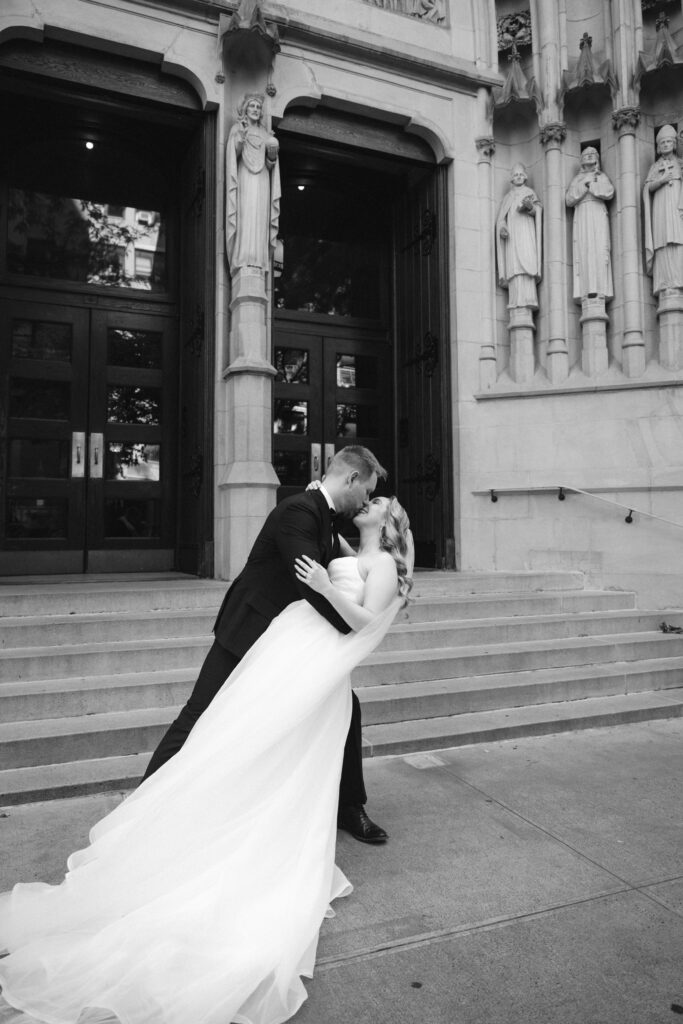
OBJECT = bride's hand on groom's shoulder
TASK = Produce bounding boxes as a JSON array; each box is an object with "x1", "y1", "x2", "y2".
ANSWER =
[
  {"x1": 305, "y1": 480, "x2": 322, "y2": 492},
  {"x1": 295, "y1": 555, "x2": 331, "y2": 595}
]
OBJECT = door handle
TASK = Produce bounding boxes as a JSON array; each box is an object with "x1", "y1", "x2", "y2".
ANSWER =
[
  {"x1": 310, "y1": 442, "x2": 322, "y2": 481},
  {"x1": 89, "y1": 432, "x2": 104, "y2": 479},
  {"x1": 71, "y1": 432, "x2": 85, "y2": 479},
  {"x1": 324, "y1": 444, "x2": 335, "y2": 472}
]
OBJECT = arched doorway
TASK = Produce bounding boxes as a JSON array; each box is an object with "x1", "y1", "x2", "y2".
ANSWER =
[{"x1": 273, "y1": 105, "x2": 455, "y2": 568}]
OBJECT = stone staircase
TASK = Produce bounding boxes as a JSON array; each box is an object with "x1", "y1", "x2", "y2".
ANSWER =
[{"x1": 1, "y1": 571, "x2": 683, "y2": 804}]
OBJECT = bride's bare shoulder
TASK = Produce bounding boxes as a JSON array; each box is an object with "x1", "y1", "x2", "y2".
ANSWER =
[{"x1": 365, "y1": 550, "x2": 398, "y2": 574}]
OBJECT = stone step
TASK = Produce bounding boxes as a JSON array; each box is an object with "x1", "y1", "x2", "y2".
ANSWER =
[
  {"x1": 3, "y1": 687, "x2": 683, "y2": 805},
  {"x1": 383, "y1": 609, "x2": 683, "y2": 651},
  {"x1": 0, "y1": 636, "x2": 212, "y2": 683},
  {"x1": 0, "y1": 753, "x2": 149, "y2": 805},
  {"x1": 357, "y1": 656, "x2": 683, "y2": 724},
  {"x1": 0, "y1": 669, "x2": 195, "y2": 722},
  {"x1": 400, "y1": 589, "x2": 635, "y2": 623},
  {"x1": 0, "y1": 572, "x2": 592, "y2": 622},
  {"x1": 2, "y1": 623, "x2": 677, "y2": 686},
  {"x1": 409, "y1": 571, "x2": 585, "y2": 595},
  {"x1": 0, "y1": 707, "x2": 171, "y2": 770},
  {"x1": 3, "y1": 651, "x2": 683, "y2": 769},
  {"x1": 361, "y1": 688, "x2": 683, "y2": 757},
  {"x1": 0, "y1": 609, "x2": 216, "y2": 649},
  {"x1": 5, "y1": 637, "x2": 683, "y2": 724},
  {"x1": 355, "y1": 631, "x2": 683, "y2": 686},
  {"x1": 0, "y1": 580, "x2": 227, "y2": 618},
  {"x1": 0, "y1": 601, "x2": 658, "y2": 655}
]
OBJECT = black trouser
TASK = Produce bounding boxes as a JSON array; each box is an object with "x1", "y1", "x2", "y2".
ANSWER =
[{"x1": 142, "y1": 639, "x2": 367, "y2": 807}]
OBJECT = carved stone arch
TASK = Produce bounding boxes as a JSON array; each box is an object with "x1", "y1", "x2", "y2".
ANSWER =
[
  {"x1": 0, "y1": 24, "x2": 211, "y2": 111},
  {"x1": 273, "y1": 90, "x2": 452, "y2": 164}
]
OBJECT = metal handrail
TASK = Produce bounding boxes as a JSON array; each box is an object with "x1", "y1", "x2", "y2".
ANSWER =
[{"x1": 487, "y1": 484, "x2": 683, "y2": 532}]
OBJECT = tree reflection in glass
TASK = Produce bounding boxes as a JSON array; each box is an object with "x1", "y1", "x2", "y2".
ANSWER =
[
  {"x1": 7, "y1": 190, "x2": 166, "y2": 292},
  {"x1": 107, "y1": 386, "x2": 161, "y2": 424}
]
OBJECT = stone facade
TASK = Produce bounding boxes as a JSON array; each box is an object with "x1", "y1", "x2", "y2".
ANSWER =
[{"x1": 3, "y1": 0, "x2": 681, "y2": 605}]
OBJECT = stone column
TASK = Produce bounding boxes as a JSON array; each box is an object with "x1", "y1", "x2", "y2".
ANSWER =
[
  {"x1": 540, "y1": 122, "x2": 569, "y2": 384},
  {"x1": 579, "y1": 297, "x2": 609, "y2": 375},
  {"x1": 611, "y1": 107, "x2": 646, "y2": 377},
  {"x1": 476, "y1": 134, "x2": 497, "y2": 390},
  {"x1": 220, "y1": 266, "x2": 279, "y2": 579}
]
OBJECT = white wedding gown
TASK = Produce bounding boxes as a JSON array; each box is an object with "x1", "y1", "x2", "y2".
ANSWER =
[{"x1": 0, "y1": 559, "x2": 400, "y2": 1024}]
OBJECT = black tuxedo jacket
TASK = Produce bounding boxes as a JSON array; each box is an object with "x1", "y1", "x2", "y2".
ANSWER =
[{"x1": 213, "y1": 489, "x2": 351, "y2": 659}]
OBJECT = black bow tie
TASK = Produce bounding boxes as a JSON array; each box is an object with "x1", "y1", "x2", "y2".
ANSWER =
[{"x1": 328, "y1": 507, "x2": 338, "y2": 522}]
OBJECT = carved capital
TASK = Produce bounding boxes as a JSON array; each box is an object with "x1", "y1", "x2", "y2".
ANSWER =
[
  {"x1": 539, "y1": 122, "x2": 567, "y2": 147},
  {"x1": 476, "y1": 136, "x2": 496, "y2": 159},
  {"x1": 612, "y1": 106, "x2": 641, "y2": 134}
]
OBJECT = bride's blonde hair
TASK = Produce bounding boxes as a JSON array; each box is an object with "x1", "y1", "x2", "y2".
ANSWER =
[{"x1": 379, "y1": 496, "x2": 413, "y2": 602}]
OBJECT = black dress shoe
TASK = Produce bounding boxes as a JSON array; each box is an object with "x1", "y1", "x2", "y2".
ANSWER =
[{"x1": 337, "y1": 805, "x2": 388, "y2": 844}]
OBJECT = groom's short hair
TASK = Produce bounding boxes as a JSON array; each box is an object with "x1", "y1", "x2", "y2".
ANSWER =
[{"x1": 330, "y1": 445, "x2": 387, "y2": 481}]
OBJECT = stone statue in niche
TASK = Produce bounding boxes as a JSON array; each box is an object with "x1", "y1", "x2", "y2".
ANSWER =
[
  {"x1": 642, "y1": 123, "x2": 683, "y2": 370},
  {"x1": 496, "y1": 163, "x2": 543, "y2": 310},
  {"x1": 226, "y1": 93, "x2": 281, "y2": 274},
  {"x1": 565, "y1": 147, "x2": 615, "y2": 302},
  {"x1": 565, "y1": 148, "x2": 615, "y2": 376},
  {"x1": 495, "y1": 163, "x2": 543, "y2": 385},
  {"x1": 642, "y1": 124, "x2": 683, "y2": 296}
]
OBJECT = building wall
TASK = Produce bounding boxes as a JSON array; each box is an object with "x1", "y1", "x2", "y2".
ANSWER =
[
  {"x1": 458, "y1": 0, "x2": 683, "y2": 607},
  {"x1": 4, "y1": 0, "x2": 682, "y2": 603}
]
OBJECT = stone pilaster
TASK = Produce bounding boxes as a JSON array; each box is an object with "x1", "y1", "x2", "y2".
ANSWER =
[
  {"x1": 476, "y1": 134, "x2": 497, "y2": 390},
  {"x1": 656, "y1": 289, "x2": 683, "y2": 370},
  {"x1": 611, "y1": 107, "x2": 646, "y2": 378},
  {"x1": 219, "y1": 266, "x2": 279, "y2": 580},
  {"x1": 508, "y1": 307, "x2": 536, "y2": 384},
  {"x1": 540, "y1": 122, "x2": 569, "y2": 384},
  {"x1": 579, "y1": 297, "x2": 609, "y2": 376}
]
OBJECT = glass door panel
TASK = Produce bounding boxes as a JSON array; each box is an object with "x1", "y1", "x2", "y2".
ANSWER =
[
  {"x1": 272, "y1": 320, "x2": 393, "y2": 507},
  {"x1": 272, "y1": 333, "x2": 323, "y2": 502},
  {"x1": 322, "y1": 335, "x2": 392, "y2": 487},
  {"x1": 86, "y1": 310, "x2": 177, "y2": 570},
  {"x1": 0, "y1": 300, "x2": 89, "y2": 573}
]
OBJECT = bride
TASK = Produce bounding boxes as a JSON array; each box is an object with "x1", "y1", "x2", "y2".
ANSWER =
[{"x1": 0, "y1": 495, "x2": 413, "y2": 1024}]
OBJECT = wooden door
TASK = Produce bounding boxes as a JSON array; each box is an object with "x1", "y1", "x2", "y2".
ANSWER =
[
  {"x1": 0, "y1": 295, "x2": 178, "y2": 574},
  {"x1": 394, "y1": 165, "x2": 455, "y2": 569}
]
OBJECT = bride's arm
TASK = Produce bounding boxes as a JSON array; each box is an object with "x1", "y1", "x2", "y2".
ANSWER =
[{"x1": 294, "y1": 553, "x2": 397, "y2": 631}]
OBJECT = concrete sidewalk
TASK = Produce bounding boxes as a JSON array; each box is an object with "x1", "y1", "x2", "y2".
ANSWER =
[{"x1": 2, "y1": 720, "x2": 682, "y2": 1024}]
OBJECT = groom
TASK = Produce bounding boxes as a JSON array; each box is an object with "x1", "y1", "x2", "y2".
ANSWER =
[{"x1": 142, "y1": 445, "x2": 389, "y2": 843}]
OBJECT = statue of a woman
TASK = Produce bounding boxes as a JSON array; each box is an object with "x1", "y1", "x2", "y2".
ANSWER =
[
  {"x1": 496, "y1": 163, "x2": 543, "y2": 309},
  {"x1": 565, "y1": 147, "x2": 615, "y2": 301},
  {"x1": 226, "y1": 93, "x2": 281, "y2": 273},
  {"x1": 643, "y1": 124, "x2": 683, "y2": 296}
]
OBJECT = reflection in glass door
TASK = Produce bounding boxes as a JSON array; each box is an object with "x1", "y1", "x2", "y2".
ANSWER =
[
  {"x1": 272, "y1": 321, "x2": 392, "y2": 503},
  {"x1": 0, "y1": 298, "x2": 177, "y2": 574}
]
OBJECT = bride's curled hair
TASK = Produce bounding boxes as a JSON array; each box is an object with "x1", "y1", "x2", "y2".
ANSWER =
[{"x1": 379, "y1": 496, "x2": 414, "y2": 602}]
